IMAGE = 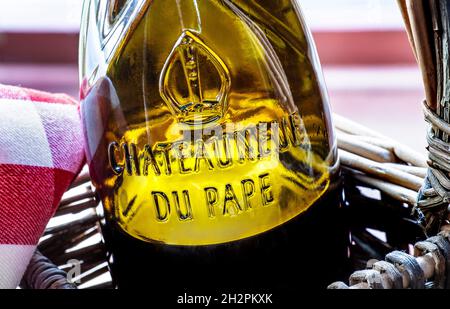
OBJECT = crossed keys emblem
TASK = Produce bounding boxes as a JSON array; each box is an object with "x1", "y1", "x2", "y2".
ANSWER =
[{"x1": 159, "y1": 31, "x2": 231, "y2": 126}]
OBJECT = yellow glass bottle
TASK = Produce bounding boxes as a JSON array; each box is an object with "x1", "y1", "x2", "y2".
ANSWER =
[{"x1": 80, "y1": 0, "x2": 348, "y2": 288}]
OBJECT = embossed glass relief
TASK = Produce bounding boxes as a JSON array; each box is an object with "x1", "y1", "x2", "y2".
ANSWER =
[{"x1": 160, "y1": 30, "x2": 231, "y2": 126}]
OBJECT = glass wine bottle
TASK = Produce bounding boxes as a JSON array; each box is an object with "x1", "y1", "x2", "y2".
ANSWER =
[{"x1": 79, "y1": 0, "x2": 348, "y2": 288}]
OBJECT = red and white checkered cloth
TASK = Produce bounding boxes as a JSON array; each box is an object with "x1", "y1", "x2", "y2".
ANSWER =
[{"x1": 0, "y1": 84, "x2": 85, "y2": 289}]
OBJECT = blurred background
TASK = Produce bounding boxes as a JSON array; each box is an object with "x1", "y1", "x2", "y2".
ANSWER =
[{"x1": 0, "y1": 0, "x2": 427, "y2": 153}]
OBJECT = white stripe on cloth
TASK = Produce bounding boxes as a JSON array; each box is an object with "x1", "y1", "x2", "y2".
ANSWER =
[
  {"x1": 33, "y1": 100, "x2": 84, "y2": 174},
  {"x1": 0, "y1": 244, "x2": 36, "y2": 289},
  {"x1": 0, "y1": 99, "x2": 53, "y2": 168}
]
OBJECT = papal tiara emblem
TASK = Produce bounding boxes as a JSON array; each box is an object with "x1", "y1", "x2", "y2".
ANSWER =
[{"x1": 159, "y1": 30, "x2": 231, "y2": 126}]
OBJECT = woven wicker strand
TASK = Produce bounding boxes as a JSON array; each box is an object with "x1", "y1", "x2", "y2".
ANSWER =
[
  {"x1": 417, "y1": 102, "x2": 450, "y2": 233},
  {"x1": 395, "y1": 0, "x2": 450, "y2": 234},
  {"x1": 329, "y1": 227, "x2": 450, "y2": 289},
  {"x1": 20, "y1": 250, "x2": 77, "y2": 289}
]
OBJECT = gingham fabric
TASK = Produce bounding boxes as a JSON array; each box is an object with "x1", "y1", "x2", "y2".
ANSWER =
[{"x1": 0, "y1": 84, "x2": 85, "y2": 289}]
